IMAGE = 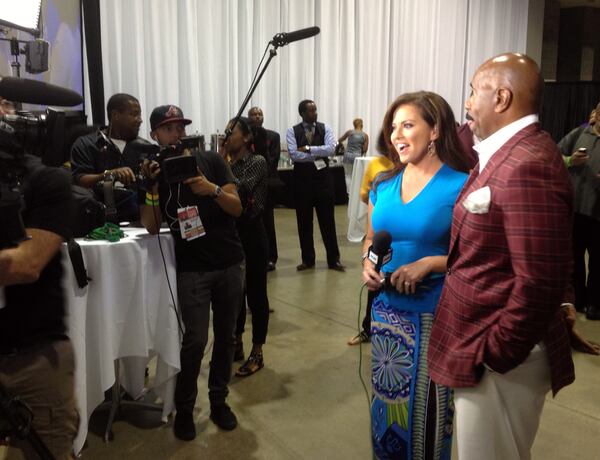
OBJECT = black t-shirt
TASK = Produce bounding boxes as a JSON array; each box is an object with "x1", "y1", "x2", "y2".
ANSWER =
[
  {"x1": 1, "y1": 155, "x2": 74, "y2": 349},
  {"x1": 157, "y1": 151, "x2": 244, "y2": 272}
]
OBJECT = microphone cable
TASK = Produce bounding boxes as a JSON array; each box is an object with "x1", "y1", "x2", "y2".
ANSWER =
[
  {"x1": 149, "y1": 202, "x2": 185, "y2": 339},
  {"x1": 357, "y1": 282, "x2": 372, "y2": 410}
]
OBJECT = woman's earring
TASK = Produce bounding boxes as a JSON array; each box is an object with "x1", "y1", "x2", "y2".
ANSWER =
[{"x1": 427, "y1": 141, "x2": 435, "y2": 156}]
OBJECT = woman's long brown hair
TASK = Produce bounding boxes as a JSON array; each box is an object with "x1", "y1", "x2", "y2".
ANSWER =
[{"x1": 374, "y1": 91, "x2": 471, "y2": 190}]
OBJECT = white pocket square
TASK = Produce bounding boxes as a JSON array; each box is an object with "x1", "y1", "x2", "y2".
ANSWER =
[{"x1": 462, "y1": 186, "x2": 491, "y2": 214}]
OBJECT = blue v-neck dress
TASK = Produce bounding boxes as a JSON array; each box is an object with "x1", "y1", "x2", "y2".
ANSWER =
[{"x1": 369, "y1": 164, "x2": 467, "y2": 460}]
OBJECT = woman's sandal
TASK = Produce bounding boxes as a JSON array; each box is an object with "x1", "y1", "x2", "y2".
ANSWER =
[
  {"x1": 347, "y1": 330, "x2": 370, "y2": 346},
  {"x1": 235, "y1": 351, "x2": 264, "y2": 377}
]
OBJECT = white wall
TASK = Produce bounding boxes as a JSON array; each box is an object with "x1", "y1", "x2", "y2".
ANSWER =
[
  {"x1": 96, "y1": 0, "x2": 531, "y2": 148},
  {"x1": 0, "y1": 0, "x2": 537, "y2": 147}
]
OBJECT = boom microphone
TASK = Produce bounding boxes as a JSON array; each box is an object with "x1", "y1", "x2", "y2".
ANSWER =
[
  {"x1": 271, "y1": 26, "x2": 320, "y2": 47},
  {"x1": 368, "y1": 230, "x2": 392, "y2": 273},
  {"x1": 0, "y1": 76, "x2": 83, "y2": 106}
]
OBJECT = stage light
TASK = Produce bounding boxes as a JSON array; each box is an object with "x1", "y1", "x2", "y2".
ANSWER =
[{"x1": 0, "y1": 0, "x2": 42, "y2": 37}]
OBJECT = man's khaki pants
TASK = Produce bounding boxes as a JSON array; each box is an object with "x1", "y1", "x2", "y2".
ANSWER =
[
  {"x1": 0, "y1": 339, "x2": 78, "y2": 460},
  {"x1": 454, "y1": 344, "x2": 551, "y2": 460}
]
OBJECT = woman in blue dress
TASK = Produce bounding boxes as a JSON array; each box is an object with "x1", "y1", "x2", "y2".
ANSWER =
[{"x1": 362, "y1": 91, "x2": 472, "y2": 459}]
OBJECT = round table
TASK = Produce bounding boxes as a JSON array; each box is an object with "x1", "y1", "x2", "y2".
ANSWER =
[{"x1": 347, "y1": 156, "x2": 375, "y2": 242}]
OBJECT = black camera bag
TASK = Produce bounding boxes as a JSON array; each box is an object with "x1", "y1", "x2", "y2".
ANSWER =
[{"x1": 71, "y1": 184, "x2": 105, "y2": 237}]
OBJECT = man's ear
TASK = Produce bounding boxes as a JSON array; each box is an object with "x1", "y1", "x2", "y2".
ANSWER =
[
  {"x1": 494, "y1": 88, "x2": 512, "y2": 113},
  {"x1": 150, "y1": 131, "x2": 157, "y2": 142}
]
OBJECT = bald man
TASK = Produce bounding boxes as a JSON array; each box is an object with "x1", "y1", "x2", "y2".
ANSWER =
[{"x1": 428, "y1": 53, "x2": 574, "y2": 459}]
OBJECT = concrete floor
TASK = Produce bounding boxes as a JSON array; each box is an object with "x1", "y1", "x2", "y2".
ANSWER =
[{"x1": 73, "y1": 207, "x2": 600, "y2": 459}]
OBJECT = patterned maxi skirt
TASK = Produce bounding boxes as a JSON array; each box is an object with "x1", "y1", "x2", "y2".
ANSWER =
[{"x1": 371, "y1": 294, "x2": 453, "y2": 460}]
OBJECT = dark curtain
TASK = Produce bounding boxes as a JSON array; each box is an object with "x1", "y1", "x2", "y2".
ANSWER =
[
  {"x1": 82, "y1": 0, "x2": 105, "y2": 126},
  {"x1": 541, "y1": 81, "x2": 600, "y2": 142}
]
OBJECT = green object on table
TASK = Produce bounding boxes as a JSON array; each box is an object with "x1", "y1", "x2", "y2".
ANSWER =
[{"x1": 86, "y1": 223, "x2": 125, "y2": 242}]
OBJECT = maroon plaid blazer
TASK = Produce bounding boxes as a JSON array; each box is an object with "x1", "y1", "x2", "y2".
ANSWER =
[{"x1": 428, "y1": 123, "x2": 575, "y2": 396}]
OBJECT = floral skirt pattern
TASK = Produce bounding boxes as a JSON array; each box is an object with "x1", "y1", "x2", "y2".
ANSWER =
[{"x1": 371, "y1": 294, "x2": 453, "y2": 460}]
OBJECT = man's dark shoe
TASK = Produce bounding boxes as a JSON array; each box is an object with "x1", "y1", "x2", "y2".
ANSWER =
[
  {"x1": 328, "y1": 261, "x2": 346, "y2": 272},
  {"x1": 210, "y1": 403, "x2": 238, "y2": 430},
  {"x1": 267, "y1": 261, "x2": 276, "y2": 272},
  {"x1": 296, "y1": 262, "x2": 315, "y2": 271},
  {"x1": 586, "y1": 305, "x2": 600, "y2": 320},
  {"x1": 173, "y1": 412, "x2": 196, "y2": 441}
]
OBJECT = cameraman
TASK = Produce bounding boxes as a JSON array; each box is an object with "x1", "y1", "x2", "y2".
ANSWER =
[
  {"x1": 139, "y1": 105, "x2": 244, "y2": 442},
  {"x1": 0, "y1": 99, "x2": 77, "y2": 459}
]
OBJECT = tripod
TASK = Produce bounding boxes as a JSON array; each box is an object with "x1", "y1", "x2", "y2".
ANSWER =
[{"x1": 0, "y1": 382, "x2": 56, "y2": 460}]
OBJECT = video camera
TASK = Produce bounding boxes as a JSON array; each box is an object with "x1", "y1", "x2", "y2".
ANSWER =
[
  {"x1": 0, "y1": 137, "x2": 27, "y2": 249},
  {"x1": 0, "y1": 77, "x2": 83, "y2": 249},
  {"x1": 137, "y1": 135, "x2": 201, "y2": 184},
  {"x1": 0, "y1": 111, "x2": 62, "y2": 249},
  {"x1": 0, "y1": 109, "x2": 70, "y2": 159}
]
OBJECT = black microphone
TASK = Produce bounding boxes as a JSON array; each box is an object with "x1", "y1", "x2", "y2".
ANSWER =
[
  {"x1": 272, "y1": 26, "x2": 320, "y2": 47},
  {"x1": 367, "y1": 230, "x2": 392, "y2": 273},
  {"x1": 0, "y1": 76, "x2": 83, "y2": 106}
]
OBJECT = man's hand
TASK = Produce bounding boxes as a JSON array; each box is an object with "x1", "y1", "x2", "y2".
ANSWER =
[
  {"x1": 106, "y1": 166, "x2": 136, "y2": 184},
  {"x1": 571, "y1": 329, "x2": 600, "y2": 355},
  {"x1": 570, "y1": 150, "x2": 589, "y2": 167},
  {"x1": 140, "y1": 159, "x2": 161, "y2": 181},
  {"x1": 0, "y1": 229, "x2": 63, "y2": 286},
  {"x1": 184, "y1": 172, "x2": 217, "y2": 196},
  {"x1": 562, "y1": 304, "x2": 600, "y2": 355}
]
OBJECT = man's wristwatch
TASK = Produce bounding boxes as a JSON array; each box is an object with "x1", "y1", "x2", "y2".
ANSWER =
[
  {"x1": 306, "y1": 145, "x2": 311, "y2": 153},
  {"x1": 212, "y1": 185, "x2": 222, "y2": 199}
]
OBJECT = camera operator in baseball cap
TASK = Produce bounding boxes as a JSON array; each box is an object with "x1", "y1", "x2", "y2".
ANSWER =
[{"x1": 139, "y1": 105, "x2": 244, "y2": 441}]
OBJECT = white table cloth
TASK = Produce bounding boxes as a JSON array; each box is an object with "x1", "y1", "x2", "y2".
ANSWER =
[
  {"x1": 62, "y1": 228, "x2": 181, "y2": 454},
  {"x1": 347, "y1": 156, "x2": 375, "y2": 242}
]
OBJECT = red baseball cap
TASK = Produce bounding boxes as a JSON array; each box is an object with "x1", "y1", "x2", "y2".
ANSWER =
[{"x1": 150, "y1": 105, "x2": 192, "y2": 131}]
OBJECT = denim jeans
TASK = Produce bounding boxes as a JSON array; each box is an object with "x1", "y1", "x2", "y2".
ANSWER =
[{"x1": 174, "y1": 262, "x2": 244, "y2": 413}]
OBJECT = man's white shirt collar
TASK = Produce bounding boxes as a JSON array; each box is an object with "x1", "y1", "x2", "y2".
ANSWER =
[
  {"x1": 474, "y1": 114, "x2": 539, "y2": 172},
  {"x1": 110, "y1": 137, "x2": 127, "y2": 154}
]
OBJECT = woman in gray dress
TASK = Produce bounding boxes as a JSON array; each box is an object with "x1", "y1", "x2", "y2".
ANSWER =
[{"x1": 338, "y1": 118, "x2": 369, "y2": 189}]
